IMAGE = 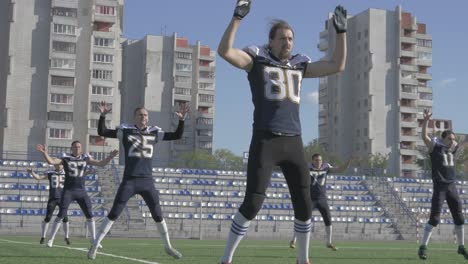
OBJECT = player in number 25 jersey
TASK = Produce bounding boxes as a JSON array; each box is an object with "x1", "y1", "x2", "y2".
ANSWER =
[{"x1": 88, "y1": 102, "x2": 188, "y2": 260}]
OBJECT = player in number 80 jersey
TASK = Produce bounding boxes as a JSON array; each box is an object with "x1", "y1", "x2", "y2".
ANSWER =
[
  {"x1": 36, "y1": 141, "x2": 118, "y2": 248},
  {"x1": 88, "y1": 101, "x2": 188, "y2": 260}
]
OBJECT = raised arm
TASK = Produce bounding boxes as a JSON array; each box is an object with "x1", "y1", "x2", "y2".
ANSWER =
[
  {"x1": 422, "y1": 109, "x2": 434, "y2": 151},
  {"x1": 98, "y1": 101, "x2": 118, "y2": 138},
  {"x1": 163, "y1": 102, "x2": 188, "y2": 141},
  {"x1": 87, "y1": 149, "x2": 118, "y2": 167},
  {"x1": 329, "y1": 156, "x2": 355, "y2": 174},
  {"x1": 217, "y1": 0, "x2": 253, "y2": 71},
  {"x1": 27, "y1": 168, "x2": 47, "y2": 180},
  {"x1": 304, "y1": 5, "x2": 347, "y2": 78},
  {"x1": 36, "y1": 144, "x2": 62, "y2": 165}
]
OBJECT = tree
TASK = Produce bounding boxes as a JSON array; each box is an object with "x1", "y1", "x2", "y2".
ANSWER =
[
  {"x1": 171, "y1": 150, "x2": 218, "y2": 169},
  {"x1": 357, "y1": 153, "x2": 389, "y2": 176},
  {"x1": 213, "y1": 149, "x2": 244, "y2": 170},
  {"x1": 303, "y1": 140, "x2": 341, "y2": 167}
]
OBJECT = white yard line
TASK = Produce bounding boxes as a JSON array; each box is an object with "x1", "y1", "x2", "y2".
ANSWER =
[{"x1": 0, "y1": 239, "x2": 162, "y2": 264}]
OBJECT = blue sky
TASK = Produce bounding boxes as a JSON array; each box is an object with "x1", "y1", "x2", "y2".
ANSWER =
[{"x1": 123, "y1": 0, "x2": 468, "y2": 156}]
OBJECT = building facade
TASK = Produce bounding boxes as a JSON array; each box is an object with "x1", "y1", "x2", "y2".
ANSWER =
[
  {"x1": 121, "y1": 34, "x2": 215, "y2": 167},
  {"x1": 318, "y1": 6, "x2": 433, "y2": 177},
  {"x1": 0, "y1": 0, "x2": 123, "y2": 160}
]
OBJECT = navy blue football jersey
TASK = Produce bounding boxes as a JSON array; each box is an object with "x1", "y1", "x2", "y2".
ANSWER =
[
  {"x1": 309, "y1": 163, "x2": 332, "y2": 199},
  {"x1": 430, "y1": 137, "x2": 457, "y2": 184},
  {"x1": 61, "y1": 153, "x2": 91, "y2": 189},
  {"x1": 243, "y1": 45, "x2": 311, "y2": 135},
  {"x1": 117, "y1": 124, "x2": 165, "y2": 177},
  {"x1": 46, "y1": 169, "x2": 65, "y2": 199}
]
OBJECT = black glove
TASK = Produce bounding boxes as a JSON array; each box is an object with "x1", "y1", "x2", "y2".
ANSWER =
[
  {"x1": 233, "y1": 0, "x2": 251, "y2": 20},
  {"x1": 333, "y1": 5, "x2": 347, "y2": 34}
]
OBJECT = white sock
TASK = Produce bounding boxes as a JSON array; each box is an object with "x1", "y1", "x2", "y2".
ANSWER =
[
  {"x1": 47, "y1": 218, "x2": 62, "y2": 242},
  {"x1": 221, "y1": 211, "x2": 250, "y2": 263},
  {"x1": 455, "y1": 225, "x2": 465, "y2": 246},
  {"x1": 156, "y1": 219, "x2": 173, "y2": 249},
  {"x1": 87, "y1": 219, "x2": 96, "y2": 244},
  {"x1": 41, "y1": 221, "x2": 49, "y2": 238},
  {"x1": 291, "y1": 233, "x2": 297, "y2": 243},
  {"x1": 63, "y1": 221, "x2": 69, "y2": 238},
  {"x1": 421, "y1": 223, "x2": 434, "y2": 246},
  {"x1": 94, "y1": 217, "x2": 114, "y2": 246},
  {"x1": 325, "y1": 225, "x2": 333, "y2": 245},
  {"x1": 295, "y1": 219, "x2": 311, "y2": 264}
]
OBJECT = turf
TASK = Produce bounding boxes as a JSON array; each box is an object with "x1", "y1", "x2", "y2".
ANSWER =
[{"x1": 1, "y1": 236, "x2": 466, "y2": 264}]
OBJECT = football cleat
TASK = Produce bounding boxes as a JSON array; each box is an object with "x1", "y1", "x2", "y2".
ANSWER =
[
  {"x1": 296, "y1": 260, "x2": 310, "y2": 264},
  {"x1": 165, "y1": 246, "x2": 182, "y2": 259},
  {"x1": 327, "y1": 243, "x2": 338, "y2": 251},
  {"x1": 46, "y1": 240, "x2": 53, "y2": 248},
  {"x1": 418, "y1": 245, "x2": 428, "y2": 260},
  {"x1": 458, "y1": 245, "x2": 468, "y2": 260},
  {"x1": 87, "y1": 244, "x2": 98, "y2": 260},
  {"x1": 39, "y1": 237, "x2": 45, "y2": 244},
  {"x1": 64, "y1": 237, "x2": 71, "y2": 245},
  {"x1": 289, "y1": 240, "x2": 296, "y2": 249}
]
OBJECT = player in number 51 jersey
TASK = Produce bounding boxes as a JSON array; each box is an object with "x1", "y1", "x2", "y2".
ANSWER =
[
  {"x1": 36, "y1": 141, "x2": 118, "y2": 248},
  {"x1": 88, "y1": 101, "x2": 188, "y2": 260},
  {"x1": 418, "y1": 109, "x2": 468, "y2": 260}
]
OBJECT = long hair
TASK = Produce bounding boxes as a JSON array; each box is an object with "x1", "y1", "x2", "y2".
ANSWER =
[{"x1": 267, "y1": 19, "x2": 294, "y2": 48}]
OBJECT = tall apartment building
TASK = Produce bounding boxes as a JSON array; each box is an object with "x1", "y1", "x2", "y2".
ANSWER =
[
  {"x1": 122, "y1": 34, "x2": 215, "y2": 167},
  {"x1": 0, "y1": 0, "x2": 123, "y2": 160},
  {"x1": 318, "y1": 6, "x2": 433, "y2": 177}
]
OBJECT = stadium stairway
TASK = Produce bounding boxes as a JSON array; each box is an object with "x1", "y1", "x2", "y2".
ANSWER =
[{"x1": 363, "y1": 177, "x2": 417, "y2": 240}]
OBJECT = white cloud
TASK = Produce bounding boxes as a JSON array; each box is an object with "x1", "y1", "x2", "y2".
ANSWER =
[
  {"x1": 303, "y1": 91, "x2": 318, "y2": 104},
  {"x1": 438, "y1": 78, "x2": 456, "y2": 87}
]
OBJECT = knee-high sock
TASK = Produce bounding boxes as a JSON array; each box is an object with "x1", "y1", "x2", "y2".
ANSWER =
[
  {"x1": 325, "y1": 225, "x2": 333, "y2": 245},
  {"x1": 87, "y1": 219, "x2": 96, "y2": 244},
  {"x1": 421, "y1": 223, "x2": 434, "y2": 246},
  {"x1": 94, "y1": 217, "x2": 114, "y2": 246},
  {"x1": 41, "y1": 221, "x2": 49, "y2": 238},
  {"x1": 47, "y1": 218, "x2": 63, "y2": 242},
  {"x1": 63, "y1": 221, "x2": 69, "y2": 238},
  {"x1": 455, "y1": 224, "x2": 465, "y2": 246},
  {"x1": 221, "y1": 211, "x2": 250, "y2": 263},
  {"x1": 156, "y1": 219, "x2": 173, "y2": 249},
  {"x1": 295, "y1": 219, "x2": 312, "y2": 264}
]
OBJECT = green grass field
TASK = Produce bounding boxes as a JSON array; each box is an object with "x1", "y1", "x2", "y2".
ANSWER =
[{"x1": 1, "y1": 236, "x2": 467, "y2": 264}]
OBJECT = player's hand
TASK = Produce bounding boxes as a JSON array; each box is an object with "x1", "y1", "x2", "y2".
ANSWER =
[
  {"x1": 333, "y1": 5, "x2": 347, "y2": 34},
  {"x1": 175, "y1": 102, "x2": 189, "y2": 120},
  {"x1": 233, "y1": 0, "x2": 251, "y2": 20},
  {"x1": 109, "y1": 149, "x2": 119, "y2": 158},
  {"x1": 36, "y1": 144, "x2": 47, "y2": 153},
  {"x1": 423, "y1": 109, "x2": 432, "y2": 121},
  {"x1": 98, "y1": 101, "x2": 112, "y2": 116}
]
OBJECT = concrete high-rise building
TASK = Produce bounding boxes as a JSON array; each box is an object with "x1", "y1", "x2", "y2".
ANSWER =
[
  {"x1": 122, "y1": 34, "x2": 216, "y2": 167},
  {"x1": 318, "y1": 6, "x2": 433, "y2": 177},
  {"x1": 0, "y1": 0, "x2": 123, "y2": 160}
]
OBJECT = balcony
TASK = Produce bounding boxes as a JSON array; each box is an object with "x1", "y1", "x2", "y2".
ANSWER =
[
  {"x1": 401, "y1": 50, "x2": 417, "y2": 58},
  {"x1": 400, "y1": 36, "x2": 417, "y2": 44},
  {"x1": 401, "y1": 121, "x2": 418, "y2": 128},
  {"x1": 199, "y1": 54, "x2": 215, "y2": 62},
  {"x1": 415, "y1": 73, "x2": 432, "y2": 80},
  {"x1": 94, "y1": 13, "x2": 117, "y2": 24},
  {"x1": 52, "y1": 0, "x2": 78, "y2": 8},
  {"x1": 400, "y1": 77, "x2": 419, "y2": 86},
  {"x1": 317, "y1": 40, "x2": 328, "y2": 52},
  {"x1": 418, "y1": 86, "x2": 432, "y2": 93},
  {"x1": 418, "y1": 100, "x2": 433, "y2": 107},
  {"x1": 401, "y1": 92, "x2": 418, "y2": 100},
  {"x1": 400, "y1": 135, "x2": 419, "y2": 142},
  {"x1": 400, "y1": 64, "x2": 418, "y2": 72},
  {"x1": 401, "y1": 163, "x2": 420, "y2": 171},
  {"x1": 400, "y1": 148, "x2": 419, "y2": 156}
]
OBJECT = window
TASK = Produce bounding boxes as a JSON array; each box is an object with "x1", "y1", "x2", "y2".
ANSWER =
[
  {"x1": 51, "y1": 58, "x2": 75, "y2": 69},
  {"x1": 199, "y1": 83, "x2": 213, "y2": 90},
  {"x1": 53, "y1": 24, "x2": 76, "y2": 35},
  {"x1": 94, "y1": 22, "x2": 112, "y2": 32},
  {"x1": 48, "y1": 111, "x2": 73, "y2": 122},
  {"x1": 419, "y1": 92, "x2": 432, "y2": 100},
  {"x1": 52, "y1": 41, "x2": 76, "y2": 54},
  {"x1": 356, "y1": 129, "x2": 360, "y2": 137},
  {"x1": 417, "y1": 39, "x2": 432, "y2": 48},
  {"x1": 48, "y1": 146, "x2": 69, "y2": 155},
  {"x1": 176, "y1": 63, "x2": 192, "y2": 72},
  {"x1": 92, "y1": 86, "x2": 113, "y2": 96},
  {"x1": 89, "y1": 152, "x2": 108, "y2": 160},
  {"x1": 93, "y1": 53, "x2": 114, "y2": 63},
  {"x1": 198, "y1": 94, "x2": 214, "y2": 103},
  {"x1": 357, "y1": 32, "x2": 361, "y2": 40},
  {"x1": 50, "y1": 94, "x2": 73, "y2": 104},
  {"x1": 96, "y1": 5, "x2": 116, "y2": 15},
  {"x1": 91, "y1": 102, "x2": 112, "y2": 113},
  {"x1": 49, "y1": 128, "x2": 72, "y2": 139},
  {"x1": 417, "y1": 52, "x2": 432, "y2": 60},
  {"x1": 198, "y1": 106, "x2": 210, "y2": 113},
  {"x1": 51, "y1": 76, "x2": 74, "y2": 87},
  {"x1": 52, "y1": 7, "x2": 77, "y2": 17},
  {"x1": 90, "y1": 119, "x2": 111, "y2": 129},
  {"x1": 94, "y1": 37, "x2": 114, "y2": 48},
  {"x1": 199, "y1": 141, "x2": 212, "y2": 149},
  {"x1": 364, "y1": 29, "x2": 369, "y2": 38},
  {"x1": 175, "y1": 75, "x2": 191, "y2": 83},
  {"x1": 92, "y1": 69, "x2": 112, "y2": 80},
  {"x1": 197, "y1": 118, "x2": 213, "y2": 125},
  {"x1": 176, "y1": 52, "x2": 192, "y2": 59},
  {"x1": 199, "y1": 70, "x2": 214, "y2": 79},
  {"x1": 89, "y1": 135, "x2": 105, "y2": 146},
  {"x1": 175, "y1": 87, "x2": 190, "y2": 95}
]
